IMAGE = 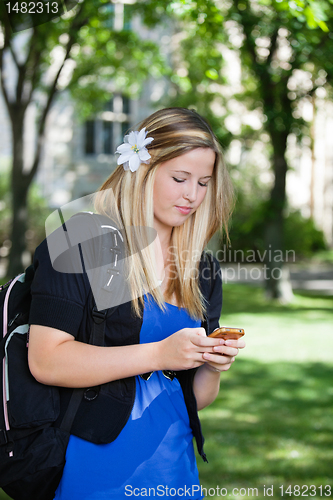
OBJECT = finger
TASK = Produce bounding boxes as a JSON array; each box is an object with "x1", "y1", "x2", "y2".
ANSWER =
[
  {"x1": 192, "y1": 335, "x2": 225, "y2": 348},
  {"x1": 224, "y1": 339, "x2": 246, "y2": 349},
  {"x1": 202, "y1": 356, "x2": 235, "y2": 373},
  {"x1": 203, "y1": 352, "x2": 235, "y2": 365},
  {"x1": 212, "y1": 346, "x2": 239, "y2": 356}
]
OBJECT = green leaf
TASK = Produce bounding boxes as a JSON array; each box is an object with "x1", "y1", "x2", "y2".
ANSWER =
[{"x1": 205, "y1": 68, "x2": 219, "y2": 80}]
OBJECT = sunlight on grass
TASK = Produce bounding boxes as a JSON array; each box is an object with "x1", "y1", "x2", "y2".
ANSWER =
[
  {"x1": 220, "y1": 284, "x2": 333, "y2": 363},
  {"x1": 198, "y1": 360, "x2": 333, "y2": 498},
  {"x1": 197, "y1": 284, "x2": 333, "y2": 499}
]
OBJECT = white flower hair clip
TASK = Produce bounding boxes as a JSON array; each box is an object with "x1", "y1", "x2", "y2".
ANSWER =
[{"x1": 115, "y1": 127, "x2": 154, "y2": 172}]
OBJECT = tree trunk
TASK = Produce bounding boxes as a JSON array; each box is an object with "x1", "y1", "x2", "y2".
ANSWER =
[
  {"x1": 7, "y1": 108, "x2": 32, "y2": 277},
  {"x1": 310, "y1": 94, "x2": 316, "y2": 219},
  {"x1": 264, "y1": 130, "x2": 293, "y2": 302}
]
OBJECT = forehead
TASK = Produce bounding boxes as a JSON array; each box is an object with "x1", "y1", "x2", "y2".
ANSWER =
[{"x1": 162, "y1": 148, "x2": 216, "y2": 175}]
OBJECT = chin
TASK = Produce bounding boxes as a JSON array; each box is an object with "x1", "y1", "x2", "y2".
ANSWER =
[{"x1": 173, "y1": 216, "x2": 191, "y2": 227}]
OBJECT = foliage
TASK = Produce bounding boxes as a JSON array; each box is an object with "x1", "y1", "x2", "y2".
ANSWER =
[
  {"x1": 1, "y1": 0, "x2": 332, "y2": 277},
  {"x1": 0, "y1": 167, "x2": 11, "y2": 248},
  {"x1": 228, "y1": 199, "x2": 327, "y2": 261},
  {"x1": 65, "y1": 3, "x2": 166, "y2": 120},
  {"x1": 284, "y1": 209, "x2": 327, "y2": 257},
  {"x1": 0, "y1": 169, "x2": 51, "y2": 261},
  {"x1": 0, "y1": 0, "x2": 171, "y2": 276},
  {"x1": 142, "y1": 0, "x2": 333, "y2": 294},
  {"x1": 25, "y1": 185, "x2": 52, "y2": 253}
]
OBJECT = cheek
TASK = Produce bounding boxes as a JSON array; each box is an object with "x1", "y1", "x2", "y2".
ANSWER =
[
  {"x1": 162, "y1": 179, "x2": 181, "y2": 204},
  {"x1": 154, "y1": 178, "x2": 174, "y2": 212},
  {"x1": 195, "y1": 188, "x2": 208, "y2": 209}
]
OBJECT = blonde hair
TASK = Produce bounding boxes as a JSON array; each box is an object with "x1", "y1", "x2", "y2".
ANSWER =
[{"x1": 94, "y1": 107, "x2": 234, "y2": 320}]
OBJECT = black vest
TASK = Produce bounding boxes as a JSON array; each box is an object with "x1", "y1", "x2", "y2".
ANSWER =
[{"x1": 55, "y1": 251, "x2": 223, "y2": 463}]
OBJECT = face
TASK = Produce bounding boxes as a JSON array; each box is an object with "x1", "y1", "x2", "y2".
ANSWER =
[{"x1": 153, "y1": 148, "x2": 215, "y2": 239}]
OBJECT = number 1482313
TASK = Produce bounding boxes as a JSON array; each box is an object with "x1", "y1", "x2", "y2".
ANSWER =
[{"x1": 279, "y1": 485, "x2": 331, "y2": 496}]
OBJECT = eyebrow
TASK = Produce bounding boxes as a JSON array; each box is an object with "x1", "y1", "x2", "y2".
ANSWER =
[{"x1": 172, "y1": 170, "x2": 212, "y2": 179}]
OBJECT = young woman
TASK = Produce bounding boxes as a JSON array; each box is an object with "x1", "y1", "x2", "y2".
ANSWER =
[{"x1": 28, "y1": 107, "x2": 245, "y2": 499}]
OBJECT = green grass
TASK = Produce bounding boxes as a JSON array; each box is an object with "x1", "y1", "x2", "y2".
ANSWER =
[
  {"x1": 196, "y1": 284, "x2": 333, "y2": 499},
  {"x1": 219, "y1": 283, "x2": 333, "y2": 363},
  {"x1": 1, "y1": 284, "x2": 332, "y2": 500},
  {"x1": 197, "y1": 359, "x2": 333, "y2": 499},
  {"x1": 309, "y1": 249, "x2": 333, "y2": 264}
]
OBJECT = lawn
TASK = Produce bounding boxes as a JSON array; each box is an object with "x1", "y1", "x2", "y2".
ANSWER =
[
  {"x1": 196, "y1": 284, "x2": 333, "y2": 499},
  {"x1": 1, "y1": 284, "x2": 332, "y2": 499}
]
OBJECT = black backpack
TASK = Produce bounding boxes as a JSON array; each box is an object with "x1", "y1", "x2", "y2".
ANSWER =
[{"x1": 0, "y1": 214, "x2": 124, "y2": 500}]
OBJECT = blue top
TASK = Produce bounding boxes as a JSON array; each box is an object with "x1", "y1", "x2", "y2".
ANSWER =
[{"x1": 54, "y1": 295, "x2": 203, "y2": 500}]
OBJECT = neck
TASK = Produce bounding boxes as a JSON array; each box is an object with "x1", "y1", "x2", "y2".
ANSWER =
[{"x1": 154, "y1": 223, "x2": 172, "y2": 253}]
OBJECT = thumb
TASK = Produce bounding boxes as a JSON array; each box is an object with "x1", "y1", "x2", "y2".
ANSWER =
[{"x1": 195, "y1": 327, "x2": 207, "y2": 337}]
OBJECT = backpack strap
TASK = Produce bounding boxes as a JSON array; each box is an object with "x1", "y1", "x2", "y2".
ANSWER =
[
  {"x1": 59, "y1": 389, "x2": 85, "y2": 433},
  {"x1": 60, "y1": 213, "x2": 123, "y2": 431},
  {"x1": 59, "y1": 296, "x2": 109, "y2": 433},
  {"x1": 200, "y1": 251, "x2": 214, "y2": 336},
  {"x1": 90, "y1": 296, "x2": 108, "y2": 347}
]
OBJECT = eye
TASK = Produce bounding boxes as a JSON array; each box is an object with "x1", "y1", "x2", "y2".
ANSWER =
[
  {"x1": 199, "y1": 182, "x2": 208, "y2": 187},
  {"x1": 172, "y1": 177, "x2": 185, "y2": 183}
]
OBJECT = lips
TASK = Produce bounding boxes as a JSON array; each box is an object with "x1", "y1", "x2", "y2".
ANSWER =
[{"x1": 176, "y1": 206, "x2": 192, "y2": 215}]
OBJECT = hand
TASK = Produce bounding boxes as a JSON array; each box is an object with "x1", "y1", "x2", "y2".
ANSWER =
[
  {"x1": 202, "y1": 337, "x2": 246, "y2": 373},
  {"x1": 156, "y1": 327, "x2": 223, "y2": 372}
]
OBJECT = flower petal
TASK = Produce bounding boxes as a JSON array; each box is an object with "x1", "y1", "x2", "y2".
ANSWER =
[
  {"x1": 127, "y1": 131, "x2": 138, "y2": 146},
  {"x1": 138, "y1": 149, "x2": 151, "y2": 162},
  {"x1": 136, "y1": 128, "x2": 146, "y2": 147},
  {"x1": 129, "y1": 154, "x2": 141, "y2": 172},
  {"x1": 117, "y1": 151, "x2": 135, "y2": 165},
  {"x1": 116, "y1": 143, "x2": 132, "y2": 154},
  {"x1": 143, "y1": 137, "x2": 154, "y2": 147}
]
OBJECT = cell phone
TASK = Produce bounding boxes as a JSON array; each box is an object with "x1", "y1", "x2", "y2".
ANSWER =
[{"x1": 208, "y1": 327, "x2": 245, "y2": 340}]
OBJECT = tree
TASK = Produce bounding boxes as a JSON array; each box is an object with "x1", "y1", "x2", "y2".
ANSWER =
[
  {"x1": 225, "y1": 0, "x2": 333, "y2": 299},
  {"x1": 0, "y1": 0, "x2": 164, "y2": 276},
  {"x1": 158, "y1": 0, "x2": 333, "y2": 300}
]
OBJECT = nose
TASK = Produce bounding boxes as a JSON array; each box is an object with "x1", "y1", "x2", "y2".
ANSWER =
[{"x1": 183, "y1": 181, "x2": 197, "y2": 203}]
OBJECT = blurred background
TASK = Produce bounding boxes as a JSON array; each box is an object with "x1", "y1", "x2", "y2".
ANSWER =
[{"x1": 0, "y1": 0, "x2": 332, "y2": 498}]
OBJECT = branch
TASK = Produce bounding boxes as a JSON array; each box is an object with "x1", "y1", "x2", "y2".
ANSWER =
[
  {"x1": 266, "y1": 28, "x2": 279, "y2": 68},
  {"x1": 235, "y1": 1, "x2": 263, "y2": 81},
  {"x1": 0, "y1": 46, "x2": 11, "y2": 113},
  {"x1": 1, "y1": 10, "x2": 12, "y2": 50},
  {"x1": 20, "y1": 26, "x2": 40, "y2": 105},
  {"x1": 9, "y1": 42, "x2": 20, "y2": 70},
  {"x1": 15, "y1": 27, "x2": 39, "y2": 104},
  {"x1": 25, "y1": 47, "x2": 42, "y2": 104},
  {"x1": 0, "y1": 14, "x2": 15, "y2": 113},
  {"x1": 27, "y1": 3, "x2": 89, "y2": 183}
]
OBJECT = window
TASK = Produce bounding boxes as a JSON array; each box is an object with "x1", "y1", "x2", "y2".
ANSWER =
[
  {"x1": 84, "y1": 95, "x2": 130, "y2": 156},
  {"x1": 99, "y1": 2, "x2": 131, "y2": 32},
  {"x1": 85, "y1": 121, "x2": 95, "y2": 155},
  {"x1": 103, "y1": 121, "x2": 113, "y2": 155}
]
